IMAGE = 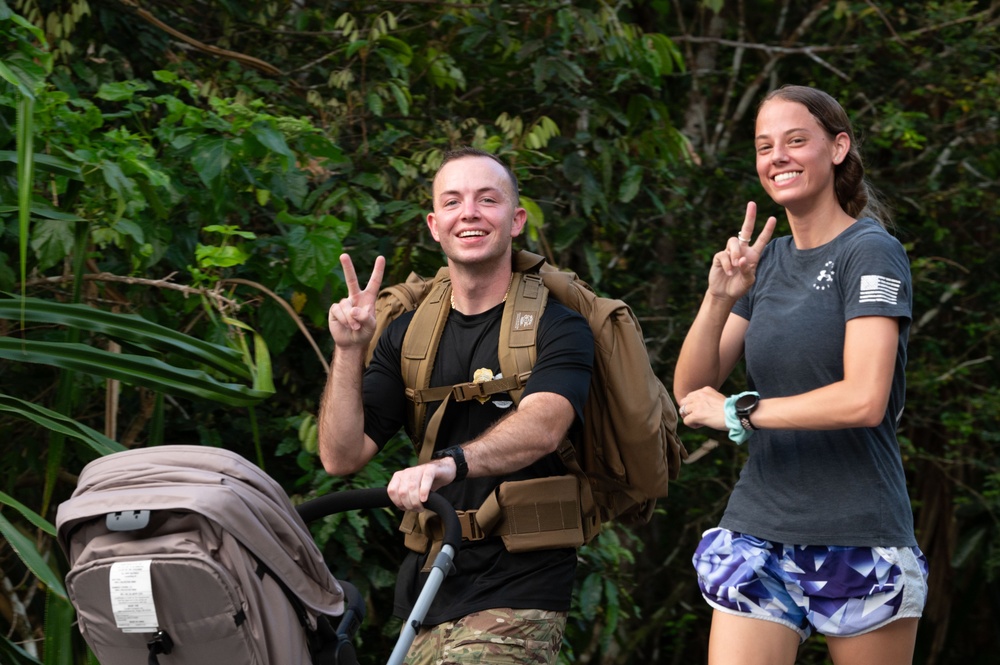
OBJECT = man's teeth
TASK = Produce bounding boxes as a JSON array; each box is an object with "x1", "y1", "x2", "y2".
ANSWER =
[{"x1": 459, "y1": 231, "x2": 487, "y2": 237}]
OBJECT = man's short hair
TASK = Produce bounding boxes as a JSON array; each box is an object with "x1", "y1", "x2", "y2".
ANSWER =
[{"x1": 435, "y1": 147, "x2": 520, "y2": 202}]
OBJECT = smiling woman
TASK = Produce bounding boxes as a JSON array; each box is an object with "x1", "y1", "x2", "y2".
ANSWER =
[
  {"x1": 754, "y1": 85, "x2": 892, "y2": 236},
  {"x1": 674, "y1": 85, "x2": 925, "y2": 665},
  {"x1": 753, "y1": 98, "x2": 854, "y2": 246}
]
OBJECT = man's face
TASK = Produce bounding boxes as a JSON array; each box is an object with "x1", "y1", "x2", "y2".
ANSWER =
[{"x1": 426, "y1": 156, "x2": 527, "y2": 269}]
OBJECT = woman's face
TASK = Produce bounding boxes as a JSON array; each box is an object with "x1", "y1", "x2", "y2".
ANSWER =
[{"x1": 754, "y1": 98, "x2": 848, "y2": 212}]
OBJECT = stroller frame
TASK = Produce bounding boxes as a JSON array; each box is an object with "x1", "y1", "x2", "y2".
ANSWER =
[{"x1": 298, "y1": 489, "x2": 461, "y2": 665}]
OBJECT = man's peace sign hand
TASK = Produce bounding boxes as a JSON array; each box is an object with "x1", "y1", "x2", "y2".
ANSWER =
[{"x1": 328, "y1": 254, "x2": 385, "y2": 348}]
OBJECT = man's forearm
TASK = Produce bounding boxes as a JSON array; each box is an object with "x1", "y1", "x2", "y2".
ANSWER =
[
  {"x1": 462, "y1": 392, "x2": 574, "y2": 477},
  {"x1": 318, "y1": 346, "x2": 374, "y2": 475}
]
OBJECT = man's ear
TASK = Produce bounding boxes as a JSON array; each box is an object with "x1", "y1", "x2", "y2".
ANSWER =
[
  {"x1": 426, "y1": 212, "x2": 440, "y2": 241},
  {"x1": 510, "y1": 206, "x2": 527, "y2": 238}
]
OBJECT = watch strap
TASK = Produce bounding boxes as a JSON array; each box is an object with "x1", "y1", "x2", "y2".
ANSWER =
[{"x1": 433, "y1": 445, "x2": 468, "y2": 482}]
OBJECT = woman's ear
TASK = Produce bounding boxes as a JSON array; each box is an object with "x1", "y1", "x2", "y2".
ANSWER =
[{"x1": 832, "y1": 132, "x2": 851, "y2": 165}]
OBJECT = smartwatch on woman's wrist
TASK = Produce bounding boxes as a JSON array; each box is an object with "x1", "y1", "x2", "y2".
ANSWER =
[{"x1": 734, "y1": 393, "x2": 760, "y2": 431}]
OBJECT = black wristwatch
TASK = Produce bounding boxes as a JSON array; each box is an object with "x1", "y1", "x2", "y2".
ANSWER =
[
  {"x1": 735, "y1": 393, "x2": 760, "y2": 431},
  {"x1": 432, "y1": 446, "x2": 469, "y2": 482}
]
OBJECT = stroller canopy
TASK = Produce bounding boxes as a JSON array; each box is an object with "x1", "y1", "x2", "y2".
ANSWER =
[{"x1": 56, "y1": 445, "x2": 344, "y2": 617}]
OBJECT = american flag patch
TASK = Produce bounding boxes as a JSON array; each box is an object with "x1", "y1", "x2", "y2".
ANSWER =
[{"x1": 859, "y1": 275, "x2": 901, "y2": 305}]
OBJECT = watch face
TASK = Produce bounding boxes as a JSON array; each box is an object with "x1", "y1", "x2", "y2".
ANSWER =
[{"x1": 735, "y1": 394, "x2": 758, "y2": 413}]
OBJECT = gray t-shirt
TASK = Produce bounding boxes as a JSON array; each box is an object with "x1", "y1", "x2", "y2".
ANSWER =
[{"x1": 723, "y1": 218, "x2": 916, "y2": 547}]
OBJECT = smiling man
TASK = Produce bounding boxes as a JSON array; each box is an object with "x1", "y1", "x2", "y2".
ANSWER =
[{"x1": 319, "y1": 148, "x2": 594, "y2": 664}]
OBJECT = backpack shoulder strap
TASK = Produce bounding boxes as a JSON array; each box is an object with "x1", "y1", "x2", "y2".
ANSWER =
[
  {"x1": 497, "y1": 271, "x2": 547, "y2": 404},
  {"x1": 399, "y1": 269, "x2": 452, "y2": 445},
  {"x1": 366, "y1": 269, "x2": 443, "y2": 366}
]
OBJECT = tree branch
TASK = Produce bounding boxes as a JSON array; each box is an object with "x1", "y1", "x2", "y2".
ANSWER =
[
  {"x1": 27, "y1": 272, "x2": 240, "y2": 310},
  {"x1": 220, "y1": 278, "x2": 330, "y2": 374},
  {"x1": 1, "y1": 576, "x2": 37, "y2": 658},
  {"x1": 115, "y1": 0, "x2": 284, "y2": 77},
  {"x1": 714, "y1": 0, "x2": 833, "y2": 155},
  {"x1": 671, "y1": 34, "x2": 858, "y2": 55}
]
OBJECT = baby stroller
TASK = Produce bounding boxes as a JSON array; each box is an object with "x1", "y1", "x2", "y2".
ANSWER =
[{"x1": 55, "y1": 445, "x2": 460, "y2": 665}]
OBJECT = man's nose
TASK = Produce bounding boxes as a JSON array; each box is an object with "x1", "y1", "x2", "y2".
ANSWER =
[{"x1": 460, "y1": 200, "x2": 481, "y2": 219}]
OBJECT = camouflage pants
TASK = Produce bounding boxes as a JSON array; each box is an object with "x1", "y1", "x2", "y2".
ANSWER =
[{"x1": 404, "y1": 608, "x2": 567, "y2": 665}]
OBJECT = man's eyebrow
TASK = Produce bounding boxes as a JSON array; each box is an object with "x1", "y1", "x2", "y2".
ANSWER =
[{"x1": 437, "y1": 186, "x2": 505, "y2": 198}]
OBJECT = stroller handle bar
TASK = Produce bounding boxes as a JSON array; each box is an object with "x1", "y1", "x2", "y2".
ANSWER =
[
  {"x1": 296, "y1": 487, "x2": 461, "y2": 665},
  {"x1": 296, "y1": 488, "x2": 461, "y2": 553}
]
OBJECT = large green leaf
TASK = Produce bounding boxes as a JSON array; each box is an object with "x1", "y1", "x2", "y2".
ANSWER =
[
  {"x1": 0, "y1": 296, "x2": 251, "y2": 379},
  {"x1": 0, "y1": 633, "x2": 41, "y2": 665},
  {"x1": 0, "y1": 512, "x2": 67, "y2": 599},
  {"x1": 249, "y1": 123, "x2": 295, "y2": 168},
  {"x1": 0, "y1": 150, "x2": 82, "y2": 179},
  {"x1": 0, "y1": 488, "x2": 57, "y2": 537},
  {"x1": 0, "y1": 395, "x2": 125, "y2": 456},
  {"x1": 0, "y1": 204, "x2": 86, "y2": 221},
  {"x1": 44, "y1": 593, "x2": 75, "y2": 665},
  {"x1": 15, "y1": 90, "x2": 34, "y2": 307},
  {"x1": 29, "y1": 218, "x2": 75, "y2": 271},
  {"x1": 191, "y1": 137, "x2": 232, "y2": 186},
  {"x1": 286, "y1": 226, "x2": 344, "y2": 290},
  {"x1": 0, "y1": 339, "x2": 271, "y2": 406}
]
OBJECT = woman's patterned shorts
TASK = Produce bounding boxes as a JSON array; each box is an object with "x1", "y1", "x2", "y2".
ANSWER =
[{"x1": 692, "y1": 527, "x2": 928, "y2": 641}]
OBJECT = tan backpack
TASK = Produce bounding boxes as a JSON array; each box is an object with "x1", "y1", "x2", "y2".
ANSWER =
[{"x1": 367, "y1": 250, "x2": 687, "y2": 547}]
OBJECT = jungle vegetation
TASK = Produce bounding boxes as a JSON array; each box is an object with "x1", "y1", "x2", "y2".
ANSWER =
[{"x1": 1, "y1": 1, "x2": 997, "y2": 663}]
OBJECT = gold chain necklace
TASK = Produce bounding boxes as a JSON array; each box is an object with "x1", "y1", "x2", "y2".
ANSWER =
[{"x1": 450, "y1": 273, "x2": 514, "y2": 310}]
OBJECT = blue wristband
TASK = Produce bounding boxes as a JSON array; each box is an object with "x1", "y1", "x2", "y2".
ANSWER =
[{"x1": 724, "y1": 391, "x2": 759, "y2": 445}]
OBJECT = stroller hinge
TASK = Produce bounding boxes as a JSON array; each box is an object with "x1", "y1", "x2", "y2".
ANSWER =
[{"x1": 147, "y1": 629, "x2": 173, "y2": 665}]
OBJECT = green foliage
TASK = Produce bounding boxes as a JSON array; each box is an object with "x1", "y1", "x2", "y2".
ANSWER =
[
  {"x1": 0, "y1": 0, "x2": 50, "y2": 304},
  {"x1": 561, "y1": 529, "x2": 640, "y2": 663},
  {"x1": 0, "y1": 634, "x2": 42, "y2": 665},
  {"x1": 0, "y1": 498, "x2": 65, "y2": 598},
  {"x1": 0, "y1": 0, "x2": 997, "y2": 663}
]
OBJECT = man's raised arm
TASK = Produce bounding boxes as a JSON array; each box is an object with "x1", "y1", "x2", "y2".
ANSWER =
[{"x1": 318, "y1": 253, "x2": 384, "y2": 476}]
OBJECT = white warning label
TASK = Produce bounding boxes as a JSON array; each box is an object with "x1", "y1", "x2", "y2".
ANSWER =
[{"x1": 109, "y1": 560, "x2": 159, "y2": 633}]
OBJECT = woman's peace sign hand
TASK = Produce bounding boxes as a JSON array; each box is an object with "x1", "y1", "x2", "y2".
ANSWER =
[{"x1": 707, "y1": 201, "x2": 776, "y2": 301}]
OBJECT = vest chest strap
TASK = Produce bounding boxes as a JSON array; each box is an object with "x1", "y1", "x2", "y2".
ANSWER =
[{"x1": 407, "y1": 373, "x2": 532, "y2": 405}]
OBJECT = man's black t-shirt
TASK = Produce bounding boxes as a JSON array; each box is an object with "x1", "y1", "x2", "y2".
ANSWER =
[{"x1": 363, "y1": 299, "x2": 594, "y2": 624}]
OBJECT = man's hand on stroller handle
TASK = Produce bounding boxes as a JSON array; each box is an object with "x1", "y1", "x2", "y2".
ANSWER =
[{"x1": 387, "y1": 459, "x2": 456, "y2": 512}]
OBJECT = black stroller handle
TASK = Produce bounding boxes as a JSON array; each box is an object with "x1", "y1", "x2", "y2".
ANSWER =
[
  {"x1": 297, "y1": 487, "x2": 461, "y2": 665},
  {"x1": 296, "y1": 488, "x2": 461, "y2": 553}
]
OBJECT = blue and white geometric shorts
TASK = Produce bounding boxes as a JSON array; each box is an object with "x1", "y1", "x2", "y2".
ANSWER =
[{"x1": 692, "y1": 527, "x2": 929, "y2": 641}]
